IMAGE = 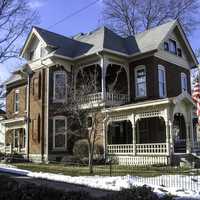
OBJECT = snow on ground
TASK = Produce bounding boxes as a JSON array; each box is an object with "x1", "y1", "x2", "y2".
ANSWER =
[{"x1": 0, "y1": 164, "x2": 200, "y2": 199}]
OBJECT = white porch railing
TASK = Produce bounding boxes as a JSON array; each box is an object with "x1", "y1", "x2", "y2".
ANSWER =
[
  {"x1": 106, "y1": 93, "x2": 129, "y2": 104},
  {"x1": 78, "y1": 92, "x2": 102, "y2": 104},
  {"x1": 136, "y1": 143, "x2": 167, "y2": 155},
  {"x1": 78, "y1": 92, "x2": 129, "y2": 105},
  {"x1": 107, "y1": 143, "x2": 167, "y2": 155},
  {"x1": 5, "y1": 145, "x2": 12, "y2": 154},
  {"x1": 107, "y1": 144, "x2": 134, "y2": 155}
]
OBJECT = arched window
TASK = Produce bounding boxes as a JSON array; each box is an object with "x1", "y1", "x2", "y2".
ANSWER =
[
  {"x1": 135, "y1": 65, "x2": 146, "y2": 98},
  {"x1": 158, "y1": 65, "x2": 166, "y2": 97}
]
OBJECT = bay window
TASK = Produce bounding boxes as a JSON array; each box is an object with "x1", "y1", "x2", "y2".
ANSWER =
[{"x1": 135, "y1": 66, "x2": 146, "y2": 97}]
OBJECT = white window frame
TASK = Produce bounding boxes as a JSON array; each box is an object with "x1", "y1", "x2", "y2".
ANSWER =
[
  {"x1": 135, "y1": 65, "x2": 147, "y2": 98},
  {"x1": 158, "y1": 65, "x2": 167, "y2": 98},
  {"x1": 181, "y1": 72, "x2": 188, "y2": 92},
  {"x1": 53, "y1": 116, "x2": 67, "y2": 151},
  {"x1": 53, "y1": 71, "x2": 67, "y2": 103},
  {"x1": 14, "y1": 89, "x2": 19, "y2": 113}
]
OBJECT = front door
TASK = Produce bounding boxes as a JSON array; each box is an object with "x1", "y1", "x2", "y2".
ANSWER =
[{"x1": 173, "y1": 114, "x2": 186, "y2": 153}]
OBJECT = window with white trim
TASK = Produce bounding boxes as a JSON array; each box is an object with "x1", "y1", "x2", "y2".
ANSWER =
[
  {"x1": 181, "y1": 72, "x2": 188, "y2": 92},
  {"x1": 53, "y1": 71, "x2": 67, "y2": 102},
  {"x1": 13, "y1": 129, "x2": 19, "y2": 148},
  {"x1": 14, "y1": 90, "x2": 19, "y2": 113},
  {"x1": 53, "y1": 116, "x2": 67, "y2": 150},
  {"x1": 135, "y1": 66, "x2": 146, "y2": 97},
  {"x1": 158, "y1": 65, "x2": 167, "y2": 97}
]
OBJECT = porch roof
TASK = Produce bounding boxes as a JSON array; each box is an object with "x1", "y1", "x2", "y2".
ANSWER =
[
  {"x1": 104, "y1": 98, "x2": 171, "y2": 113},
  {"x1": 1, "y1": 117, "x2": 26, "y2": 125},
  {"x1": 103, "y1": 92, "x2": 195, "y2": 113}
]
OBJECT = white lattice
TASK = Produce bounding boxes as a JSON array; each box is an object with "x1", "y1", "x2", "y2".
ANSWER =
[{"x1": 115, "y1": 156, "x2": 169, "y2": 166}]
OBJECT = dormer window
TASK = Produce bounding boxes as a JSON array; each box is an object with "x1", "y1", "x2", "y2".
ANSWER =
[{"x1": 169, "y1": 39, "x2": 177, "y2": 54}]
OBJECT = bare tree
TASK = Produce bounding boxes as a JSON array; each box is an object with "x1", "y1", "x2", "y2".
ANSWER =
[
  {"x1": 103, "y1": 0, "x2": 200, "y2": 36},
  {"x1": 0, "y1": 81, "x2": 5, "y2": 109},
  {"x1": 0, "y1": 0, "x2": 39, "y2": 63},
  {"x1": 53, "y1": 65, "x2": 124, "y2": 174}
]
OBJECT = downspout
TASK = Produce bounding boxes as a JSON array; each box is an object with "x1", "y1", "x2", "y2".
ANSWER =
[{"x1": 26, "y1": 74, "x2": 31, "y2": 160}]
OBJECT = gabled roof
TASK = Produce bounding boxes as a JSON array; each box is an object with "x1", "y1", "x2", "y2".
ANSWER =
[
  {"x1": 134, "y1": 20, "x2": 176, "y2": 53},
  {"x1": 20, "y1": 20, "x2": 198, "y2": 65}
]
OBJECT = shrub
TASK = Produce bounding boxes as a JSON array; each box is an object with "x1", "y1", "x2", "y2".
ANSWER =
[
  {"x1": 73, "y1": 139, "x2": 89, "y2": 159},
  {"x1": 103, "y1": 186, "x2": 173, "y2": 200}
]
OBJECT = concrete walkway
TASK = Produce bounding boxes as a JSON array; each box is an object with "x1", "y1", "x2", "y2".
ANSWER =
[{"x1": 0, "y1": 172, "x2": 115, "y2": 198}]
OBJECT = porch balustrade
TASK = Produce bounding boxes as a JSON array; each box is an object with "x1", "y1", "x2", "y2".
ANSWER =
[
  {"x1": 78, "y1": 92, "x2": 129, "y2": 105},
  {"x1": 136, "y1": 143, "x2": 167, "y2": 155},
  {"x1": 107, "y1": 144, "x2": 134, "y2": 155},
  {"x1": 107, "y1": 143, "x2": 167, "y2": 155}
]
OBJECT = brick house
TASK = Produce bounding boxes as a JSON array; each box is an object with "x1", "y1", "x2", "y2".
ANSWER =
[{"x1": 2, "y1": 20, "x2": 200, "y2": 165}]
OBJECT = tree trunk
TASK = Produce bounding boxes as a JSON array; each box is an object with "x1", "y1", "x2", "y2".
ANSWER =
[{"x1": 88, "y1": 145, "x2": 94, "y2": 174}]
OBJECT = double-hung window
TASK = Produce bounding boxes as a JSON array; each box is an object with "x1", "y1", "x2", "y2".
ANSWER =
[
  {"x1": 135, "y1": 66, "x2": 146, "y2": 98},
  {"x1": 181, "y1": 73, "x2": 188, "y2": 92},
  {"x1": 53, "y1": 116, "x2": 67, "y2": 150},
  {"x1": 53, "y1": 71, "x2": 66, "y2": 102},
  {"x1": 169, "y1": 39, "x2": 177, "y2": 54},
  {"x1": 13, "y1": 129, "x2": 19, "y2": 148},
  {"x1": 158, "y1": 65, "x2": 166, "y2": 97},
  {"x1": 14, "y1": 90, "x2": 19, "y2": 113}
]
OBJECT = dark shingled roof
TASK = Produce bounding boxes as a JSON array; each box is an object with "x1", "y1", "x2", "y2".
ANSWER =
[{"x1": 24, "y1": 20, "x2": 180, "y2": 59}]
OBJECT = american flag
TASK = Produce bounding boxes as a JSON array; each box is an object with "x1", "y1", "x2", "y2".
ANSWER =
[{"x1": 192, "y1": 79, "x2": 200, "y2": 124}]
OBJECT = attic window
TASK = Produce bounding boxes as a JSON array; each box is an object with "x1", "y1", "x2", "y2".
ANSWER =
[
  {"x1": 177, "y1": 48, "x2": 182, "y2": 57},
  {"x1": 164, "y1": 42, "x2": 169, "y2": 51},
  {"x1": 169, "y1": 39, "x2": 177, "y2": 54}
]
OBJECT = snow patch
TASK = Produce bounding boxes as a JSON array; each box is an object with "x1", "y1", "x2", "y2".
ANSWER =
[{"x1": 0, "y1": 164, "x2": 200, "y2": 199}]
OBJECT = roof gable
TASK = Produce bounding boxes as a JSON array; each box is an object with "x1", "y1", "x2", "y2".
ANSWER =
[{"x1": 159, "y1": 20, "x2": 198, "y2": 66}]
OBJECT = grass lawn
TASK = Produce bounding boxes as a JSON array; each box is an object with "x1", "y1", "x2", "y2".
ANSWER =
[{"x1": 13, "y1": 163, "x2": 199, "y2": 177}]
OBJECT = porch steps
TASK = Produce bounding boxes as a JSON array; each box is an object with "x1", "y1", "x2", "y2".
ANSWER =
[{"x1": 172, "y1": 154, "x2": 200, "y2": 168}]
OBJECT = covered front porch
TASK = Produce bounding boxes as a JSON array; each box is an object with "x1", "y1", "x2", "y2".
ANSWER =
[
  {"x1": 1, "y1": 117, "x2": 27, "y2": 155},
  {"x1": 104, "y1": 93, "x2": 194, "y2": 165}
]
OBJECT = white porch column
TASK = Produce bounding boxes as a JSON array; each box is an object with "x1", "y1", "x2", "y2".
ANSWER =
[
  {"x1": 186, "y1": 122, "x2": 191, "y2": 153},
  {"x1": 165, "y1": 120, "x2": 170, "y2": 156},
  {"x1": 130, "y1": 114, "x2": 136, "y2": 155},
  {"x1": 169, "y1": 120, "x2": 174, "y2": 154},
  {"x1": 100, "y1": 57, "x2": 108, "y2": 101}
]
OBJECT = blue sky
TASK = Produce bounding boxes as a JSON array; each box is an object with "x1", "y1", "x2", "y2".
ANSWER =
[{"x1": 0, "y1": 0, "x2": 199, "y2": 81}]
